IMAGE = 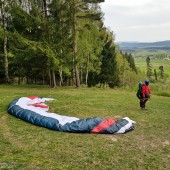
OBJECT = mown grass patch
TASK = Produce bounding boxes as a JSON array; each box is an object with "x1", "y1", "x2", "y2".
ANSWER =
[{"x1": 0, "y1": 85, "x2": 170, "y2": 170}]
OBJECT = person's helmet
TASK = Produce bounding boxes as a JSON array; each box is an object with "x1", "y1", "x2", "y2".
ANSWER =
[{"x1": 145, "y1": 80, "x2": 150, "y2": 85}]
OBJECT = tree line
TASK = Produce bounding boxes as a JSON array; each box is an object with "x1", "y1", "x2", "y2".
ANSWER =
[{"x1": 0, "y1": 0, "x2": 137, "y2": 88}]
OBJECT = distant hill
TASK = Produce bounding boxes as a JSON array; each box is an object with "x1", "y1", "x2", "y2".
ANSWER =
[{"x1": 117, "y1": 40, "x2": 170, "y2": 52}]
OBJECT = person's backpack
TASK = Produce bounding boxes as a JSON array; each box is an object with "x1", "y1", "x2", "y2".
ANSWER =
[{"x1": 136, "y1": 81, "x2": 142, "y2": 99}]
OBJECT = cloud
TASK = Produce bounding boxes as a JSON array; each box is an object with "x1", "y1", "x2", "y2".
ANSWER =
[
  {"x1": 128, "y1": 23, "x2": 170, "y2": 30},
  {"x1": 102, "y1": 0, "x2": 152, "y2": 7},
  {"x1": 100, "y1": 0, "x2": 170, "y2": 42}
]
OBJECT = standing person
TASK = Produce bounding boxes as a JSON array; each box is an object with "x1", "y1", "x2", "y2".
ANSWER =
[{"x1": 140, "y1": 80, "x2": 151, "y2": 109}]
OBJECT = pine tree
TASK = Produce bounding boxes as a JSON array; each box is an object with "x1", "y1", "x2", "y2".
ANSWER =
[
  {"x1": 159, "y1": 65, "x2": 164, "y2": 79},
  {"x1": 154, "y1": 69, "x2": 157, "y2": 80},
  {"x1": 99, "y1": 34, "x2": 118, "y2": 87},
  {"x1": 122, "y1": 52, "x2": 137, "y2": 73},
  {"x1": 146, "y1": 56, "x2": 152, "y2": 78}
]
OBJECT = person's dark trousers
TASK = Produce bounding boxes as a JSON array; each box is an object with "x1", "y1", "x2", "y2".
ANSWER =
[
  {"x1": 140, "y1": 98, "x2": 148, "y2": 109},
  {"x1": 139, "y1": 93, "x2": 150, "y2": 109}
]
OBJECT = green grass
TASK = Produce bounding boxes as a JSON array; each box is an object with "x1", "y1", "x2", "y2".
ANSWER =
[
  {"x1": 134, "y1": 58, "x2": 170, "y2": 74},
  {"x1": 134, "y1": 57, "x2": 170, "y2": 96},
  {"x1": 0, "y1": 85, "x2": 170, "y2": 169},
  {"x1": 156, "y1": 91, "x2": 170, "y2": 97},
  {"x1": 133, "y1": 50, "x2": 170, "y2": 57}
]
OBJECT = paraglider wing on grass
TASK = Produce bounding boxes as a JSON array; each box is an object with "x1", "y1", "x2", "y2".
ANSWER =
[{"x1": 7, "y1": 96, "x2": 136, "y2": 134}]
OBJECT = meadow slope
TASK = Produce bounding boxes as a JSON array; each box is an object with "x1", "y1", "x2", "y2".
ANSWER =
[{"x1": 0, "y1": 85, "x2": 170, "y2": 170}]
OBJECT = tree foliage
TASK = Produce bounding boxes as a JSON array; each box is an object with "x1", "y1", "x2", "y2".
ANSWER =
[
  {"x1": 0, "y1": 0, "x2": 137, "y2": 88},
  {"x1": 146, "y1": 56, "x2": 152, "y2": 78}
]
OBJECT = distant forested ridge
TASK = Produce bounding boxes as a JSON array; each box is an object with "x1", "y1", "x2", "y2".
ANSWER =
[
  {"x1": 118, "y1": 40, "x2": 170, "y2": 53},
  {"x1": 0, "y1": 0, "x2": 137, "y2": 87}
]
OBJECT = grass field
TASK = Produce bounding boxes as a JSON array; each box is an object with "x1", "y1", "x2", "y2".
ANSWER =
[
  {"x1": 0, "y1": 85, "x2": 170, "y2": 169},
  {"x1": 134, "y1": 57, "x2": 170, "y2": 96},
  {"x1": 133, "y1": 50, "x2": 170, "y2": 57},
  {"x1": 134, "y1": 58, "x2": 170, "y2": 74}
]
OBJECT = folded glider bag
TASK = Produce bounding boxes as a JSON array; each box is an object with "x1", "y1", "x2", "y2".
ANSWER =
[{"x1": 7, "y1": 97, "x2": 136, "y2": 134}]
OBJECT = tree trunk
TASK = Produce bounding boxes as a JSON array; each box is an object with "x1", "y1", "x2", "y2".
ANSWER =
[
  {"x1": 4, "y1": 34, "x2": 10, "y2": 83},
  {"x1": 18, "y1": 77, "x2": 21, "y2": 85},
  {"x1": 59, "y1": 66, "x2": 63, "y2": 86},
  {"x1": 80, "y1": 68, "x2": 83, "y2": 84},
  {"x1": 74, "y1": 66, "x2": 80, "y2": 87},
  {"x1": 1, "y1": 2, "x2": 10, "y2": 83},
  {"x1": 43, "y1": 0, "x2": 50, "y2": 41},
  {"x1": 43, "y1": 0, "x2": 47, "y2": 18},
  {"x1": 42, "y1": 70, "x2": 45, "y2": 85},
  {"x1": 48, "y1": 69, "x2": 52, "y2": 87},
  {"x1": 72, "y1": 0, "x2": 80, "y2": 87},
  {"x1": 52, "y1": 69, "x2": 56, "y2": 88},
  {"x1": 85, "y1": 54, "x2": 90, "y2": 85}
]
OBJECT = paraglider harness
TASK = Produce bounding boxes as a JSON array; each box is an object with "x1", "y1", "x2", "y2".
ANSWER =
[{"x1": 136, "y1": 81, "x2": 143, "y2": 99}]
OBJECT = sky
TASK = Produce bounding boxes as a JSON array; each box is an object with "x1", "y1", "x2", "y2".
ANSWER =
[{"x1": 100, "y1": 0, "x2": 170, "y2": 42}]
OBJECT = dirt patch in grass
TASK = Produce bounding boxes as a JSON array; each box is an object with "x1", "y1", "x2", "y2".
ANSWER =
[
  {"x1": 162, "y1": 140, "x2": 170, "y2": 146},
  {"x1": 104, "y1": 135, "x2": 119, "y2": 142}
]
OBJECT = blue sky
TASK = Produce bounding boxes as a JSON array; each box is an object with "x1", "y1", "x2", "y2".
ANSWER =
[{"x1": 100, "y1": 0, "x2": 170, "y2": 42}]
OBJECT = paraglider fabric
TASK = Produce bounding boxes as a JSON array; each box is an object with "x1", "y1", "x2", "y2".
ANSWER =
[{"x1": 7, "y1": 96, "x2": 136, "y2": 134}]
